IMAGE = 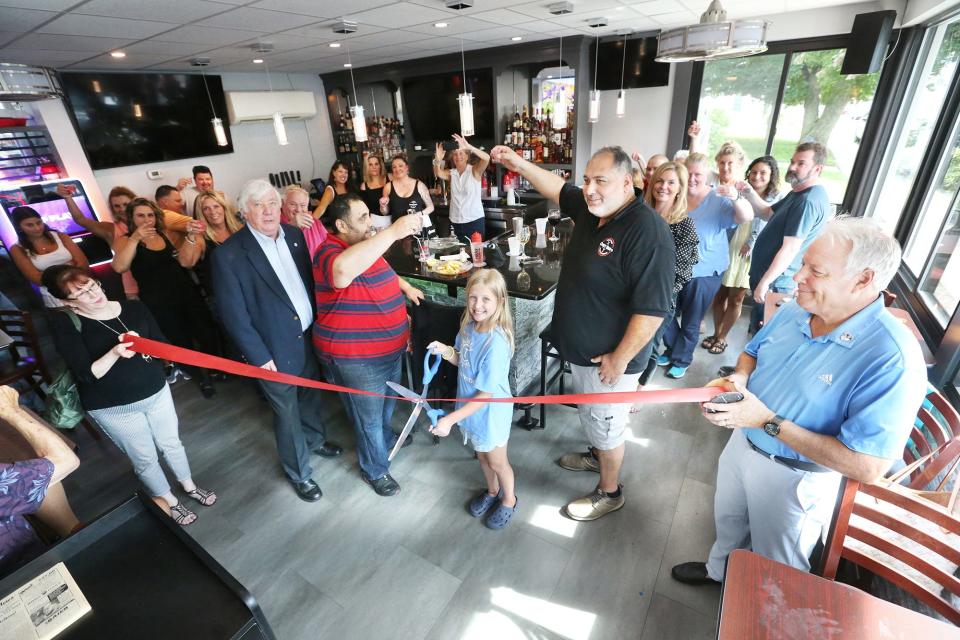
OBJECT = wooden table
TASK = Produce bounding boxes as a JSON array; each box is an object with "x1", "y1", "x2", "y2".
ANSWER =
[{"x1": 718, "y1": 549, "x2": 960, "y2": 639}]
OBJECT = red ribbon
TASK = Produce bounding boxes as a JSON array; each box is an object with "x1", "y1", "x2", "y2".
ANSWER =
[{"x1": 125, "y1": 334, "x2": 720, "y2": 406}]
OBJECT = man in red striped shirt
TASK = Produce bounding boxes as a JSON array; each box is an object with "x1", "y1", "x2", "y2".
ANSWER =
[{"x1": 313, "y1": 193, "x2": 424, "y2": 496}]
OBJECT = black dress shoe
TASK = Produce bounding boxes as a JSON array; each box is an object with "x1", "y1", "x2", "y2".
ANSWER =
[
  {"x1": 315, "y1": 442, "x2": 343, "y2": 458},
  {"x1": 671, "y1": 562, "x2": 719, "y2": 585},
  {"x1": 199, "y1": 382, "x2": 216, "y2": 399},
  {"x1": 363, "y1": 473, "x2": 400, "y2": 497},
  {"x1": 292, "y1": 479, "x2": 323, "y2": 502}
]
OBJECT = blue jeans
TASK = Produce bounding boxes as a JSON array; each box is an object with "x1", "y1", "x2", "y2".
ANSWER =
[
  {"x1": 318, "y1": 351, "x2": 402, "y2": 481},
  {"x1": 662, "y1": 275, "x2": 723, "y2": 368},
  {"x1": 747, "y1": 283, "x2": 796, "y2": 334}
]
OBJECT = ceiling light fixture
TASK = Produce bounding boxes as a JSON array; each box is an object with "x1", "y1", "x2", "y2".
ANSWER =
[
  {"x1": 589, "y1": 33, "x2": 600, "y2": 124},
  {"x1": 253, "y1": 58, "x2": 263, "y2": 64},
  {"x1": 329, "y1": 42, "x2": 341, "y2": 48},
  {"x1": 511, "y1": 36, "x2": 523, "y2": 41},
  {"x1": 261, "y1": 59, "x2": 288, "y2": 146},
  {"x1": 617, "y1": 33, "x2": 627, "y2": 117},
  {"x1": 656, "y1": 0, "x2": 768, "y2": 62},
  {"x1": 199, "y1": 71, "x2": 229, "y2": 147},
  {"x1": 434, "y1": 22, "x2": 448, "y2": 28},
  {"x1": 110, "y1": 51, "x2": 126, "y2": 59},
  {"x1": 346, "y1": 43, "x2": 368, "y2": 143},
  {"x1": 457, "y1": 39, "x2": 474, "y2": 137},
  {"x1": 552, "y1": 35, "x2": 567, "y2": 130}
]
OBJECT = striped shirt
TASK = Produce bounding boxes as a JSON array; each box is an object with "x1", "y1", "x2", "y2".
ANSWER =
[{"x1": 312, "y1": 235, "x2": 409, "y2": 360}]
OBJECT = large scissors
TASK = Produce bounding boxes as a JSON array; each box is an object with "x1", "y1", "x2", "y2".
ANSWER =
[{"x1": 386, "y1": 351, "x2": 445, "y2": 461}]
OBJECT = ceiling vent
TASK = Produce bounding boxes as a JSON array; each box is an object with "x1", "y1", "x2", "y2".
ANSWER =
[
  {"x1": 0, "y1": 64, "x2": 62, "y2": 101},
  {"x1": 189, "y1": 57, "x2": 211, "y2": 67},
  {"x1": 588, "y1": 17, "x2": 608, "y2": 28},
  {"x1": 445, "y1": 0, "x2": 474, "y2": 8},
  {"x1": 251, "y1": 43, "x2": 275, "y2": 54},
  {"x1": 332, "y1": 20, "x2": 358, "y2": 34},
  {"x1": 548, "y1": 2, "x2": 574, "y2": 15}
]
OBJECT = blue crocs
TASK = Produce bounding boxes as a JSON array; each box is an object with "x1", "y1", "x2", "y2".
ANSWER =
[
  {"x1": 666, "y1": 365, "x2": 688, "y2": 379},
  {"x1": 485, "y1": 498, "x2": 518, "y2": 530},
  {"x1": 469, "y1": 490, "x2": 500, "y2": 517}
]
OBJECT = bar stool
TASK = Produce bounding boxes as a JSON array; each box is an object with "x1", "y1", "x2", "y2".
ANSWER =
[{"x1": 537, "y1": 325, "x2": 576, "y2": 430}]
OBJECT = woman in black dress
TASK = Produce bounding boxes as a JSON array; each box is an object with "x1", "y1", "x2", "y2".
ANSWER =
[{"x1": 381, "y1": 155, "x2": 434, "y2": 221}]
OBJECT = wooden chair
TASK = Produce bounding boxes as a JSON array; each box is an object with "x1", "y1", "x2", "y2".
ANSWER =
[
  {"x1": 897, "y1": 387, "x2": 960, "y2": 491},
  {"x1": 819, "y1": 478, "x2": 960, "y2": 625},
  {"x1": 0, "y1": 309, "x2": 100, "y2": 440}
]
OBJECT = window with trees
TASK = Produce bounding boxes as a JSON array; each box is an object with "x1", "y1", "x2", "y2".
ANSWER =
[{"x1": 696, "y1": 45, "x2": 882, "y2": 204}]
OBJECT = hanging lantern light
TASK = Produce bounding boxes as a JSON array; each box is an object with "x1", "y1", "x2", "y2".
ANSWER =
[
  {"x1": 589, "y1": 34, "x2": 600, "y2": 124},
  {"x1": 552, "y1": 35, "x2": 567, "y2": 130},
  {"x1": 616, "y1": 32, "x2": 628, "y2": 118},
  {"x1": 351, "y1": 104, "x2": 368, "y2": 142},
  {"x1": 201, "y1": 72, "x2": 229, "y2": 147},
  {"x1": 458, "y1": 41, "x2": 475, "y2": 136},
  {"x1": 272, "y1": 111, "x2": 289, "y2": 146}
]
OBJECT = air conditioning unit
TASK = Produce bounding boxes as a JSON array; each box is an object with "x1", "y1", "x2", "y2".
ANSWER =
[{"x1": 225, "y1": 91, "x2": 317, "y2": 124}]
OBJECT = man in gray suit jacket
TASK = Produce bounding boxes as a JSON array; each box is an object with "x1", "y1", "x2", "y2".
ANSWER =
[{"x1": 212, "y1": 179, "x2": 341, "y2": 502}]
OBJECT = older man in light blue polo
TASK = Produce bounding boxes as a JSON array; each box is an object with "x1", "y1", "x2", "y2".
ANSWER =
[{"x1": 671, "y1": 217, "x2": 927, "y2": 585}]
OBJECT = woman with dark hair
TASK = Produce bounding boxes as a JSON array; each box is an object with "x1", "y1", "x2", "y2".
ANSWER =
[
  {"x1": 111, "y1": 198, "x2": 221, "y2": 397},
  {"x1": 313, "y1": 161, "x2": 355, "y2": 218},
  {"x1": 381, "y1": 154, "x2": 434, "y2": 222},
  {"x1": 9, "y1": 206, "x2": 88, "y2": 307},
  {"x1": 42, "y1": 264, "x2": 216, "y2": 526},
  {"x1": 705, "y1": 155, "x2": 782, "y2": 353}
]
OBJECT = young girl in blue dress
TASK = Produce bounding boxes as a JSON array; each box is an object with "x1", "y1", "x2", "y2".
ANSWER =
[{"x1": 428, "y1": 269, "x2": 517, "y2": 530}]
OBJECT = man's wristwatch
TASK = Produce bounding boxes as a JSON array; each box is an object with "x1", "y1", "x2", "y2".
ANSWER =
[{"x1": 763, "y1": 414, "x2": 785, "y2": 438}]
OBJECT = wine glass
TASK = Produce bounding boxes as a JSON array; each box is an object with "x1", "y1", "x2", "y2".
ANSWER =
[
  {"x1": 547, "y1": 208, "x2": 561, "y2": 243},
  {"x1": 517, "y1": 224, "x2": 531, "y2": 260}
]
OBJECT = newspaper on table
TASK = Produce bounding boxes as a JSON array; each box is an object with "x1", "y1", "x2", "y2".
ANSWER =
[{"x1": 0, "y1": 562, "x2": 91, "y2": 640}]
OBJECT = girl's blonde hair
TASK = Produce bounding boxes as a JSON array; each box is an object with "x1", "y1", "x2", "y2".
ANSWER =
[
  {"x1": 461, "y1": 268, "x2": 514, "y2": 353},
  {"x1": 193, "y1": 189, "x2": 242, "y2": 242},
  {"x1": 644, "y1": 162, "x2": 689, "y2": 225}
]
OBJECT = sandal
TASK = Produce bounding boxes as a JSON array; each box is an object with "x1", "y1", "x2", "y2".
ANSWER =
[
  {"x1": 701, "y1": 336, "x2": 718, "y2": 349},
  {"x1": 169, "y1": 502, "x2": 196, "y2": 526},
  {"x1": 708, "y1": 340, "x2": 728, "y2": 355},
  {"x1": 187, "y1": 487, "x2": 217, "y2": 507}
]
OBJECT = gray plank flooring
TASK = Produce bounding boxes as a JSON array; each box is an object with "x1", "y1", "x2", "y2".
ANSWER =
[{"x1": 61, "y1": 317, "x2": 752, "y2": 639}]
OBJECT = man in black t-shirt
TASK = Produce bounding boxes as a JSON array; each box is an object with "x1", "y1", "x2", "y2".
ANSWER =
[{"x1": 491, "y1": 144, "x2": 675, "y2": 522}]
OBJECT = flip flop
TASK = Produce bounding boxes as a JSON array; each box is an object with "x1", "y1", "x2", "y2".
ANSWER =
[
  {"x1": 708, "y1": 340, "x2": 728, "y2": 355},
  {"x1": 701, "y1": 336, "x2": 718, "y2": 349}
]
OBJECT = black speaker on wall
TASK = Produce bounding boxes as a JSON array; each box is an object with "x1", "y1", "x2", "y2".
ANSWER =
[{"x1": 841, "y1": 10, "x2": 897, "y2": 75}]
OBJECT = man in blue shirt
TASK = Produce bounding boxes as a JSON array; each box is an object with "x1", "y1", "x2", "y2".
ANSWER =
[
  {"x1": 743, "y1": 142, "x2": 831, "y2": 333},
  {"x1": 671, "y1": 217, "x2": 927, "y2": 585}
]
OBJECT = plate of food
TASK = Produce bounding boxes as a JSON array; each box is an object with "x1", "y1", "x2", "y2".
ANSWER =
[{"x1": 428, "y1": 258, "x2": 472, "y2": 276}]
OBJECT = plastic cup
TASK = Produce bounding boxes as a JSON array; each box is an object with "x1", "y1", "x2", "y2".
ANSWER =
[
  {"x1": 507, "y1": 236, "x2": 520, "y2": 256},
  {"x1": 535, "y1": 217, "x2": 547, "y2": 235}
]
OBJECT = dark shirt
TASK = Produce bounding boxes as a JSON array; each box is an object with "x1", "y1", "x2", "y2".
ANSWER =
[
  {"x1": 552, "y1": 183, "x2": 675, "y2": 373},
  {"x1": 0, "y1": 458, "x2": 53, "y2": 577},
  {"x1": 130, "y1": 232, "x2": 205, "y2": 309},
  {"x1": 387, "y1": 180, "x2": 427, "y2": 220},
  {"x1": 749, "y1": 184, "x2": 829, "y2": 289},
  {"x1": 50, "y1": 301, "x2": 167, "y2": 410},
  {"x1": 359, "y1": 182, "x2": 385, "y2": 216},
  {"x1": 669, "y1": 217, "x2": 700, "y2": 296}
]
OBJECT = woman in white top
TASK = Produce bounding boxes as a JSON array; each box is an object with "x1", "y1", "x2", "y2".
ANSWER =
[
  {"x1": 9, "y1": 206, "x2": 88, "y2": 307},
  {"x1": 433, "y1": 133, "x2": 489, "y2": 242}
]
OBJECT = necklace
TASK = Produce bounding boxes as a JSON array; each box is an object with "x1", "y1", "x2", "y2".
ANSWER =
[{"x1": 94, "y1": 316, "x2": 152, "y2": 362}]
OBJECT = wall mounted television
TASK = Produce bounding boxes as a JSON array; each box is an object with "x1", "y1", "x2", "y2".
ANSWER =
[
  {"x1": 60, "y1": 72, "x2": 234, "y2": 170},
  {"x1": 592, "y1": 36, "x2": 670, "y2": 91},
  {"x1": 401, "y1": 68, "x2": 494, "y2": 142}
]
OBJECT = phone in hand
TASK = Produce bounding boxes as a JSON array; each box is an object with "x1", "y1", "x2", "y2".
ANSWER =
[
  {"x1": 442, "y1": 140, "x2": 458, "y2": 151},
  {"x1": 705, "y1": 391, "x2": 744, "y2": 413}
]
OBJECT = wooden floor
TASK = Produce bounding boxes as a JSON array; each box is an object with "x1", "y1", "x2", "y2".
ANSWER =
[{"x1": 61, "y1": 318, "x2": 752, "y2": 640}]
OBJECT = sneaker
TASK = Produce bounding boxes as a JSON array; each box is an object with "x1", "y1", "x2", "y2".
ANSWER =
[
  {"x1": 468, "y1": 490, "x2": 500, "y2": 517},
  {"x1": 363, "y1": 473, "x2": 400, "y2": 497},
  {"x1": 563, "y1": 485, "x2": 625, "y2": 521},
  {"x1": 165, "y1": 366, "x2": 180, "y2": 384},
  {"x1": 666, "y1": 365, "x2": 688, "y2": 379},
  {"x1": 179, "y1": 368, "x2": 192, "y2": 381},
  {"x1": 557, "y1": 450, "x2": 600, "y2": 473},
  {"x1": 656, "y1": 354, "x2": 671, "y2": 367},
  {"x1": 485, "y1": 498, "x2": 518, "y2": 530}
]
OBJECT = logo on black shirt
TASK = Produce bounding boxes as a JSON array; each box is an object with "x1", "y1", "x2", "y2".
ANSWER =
[{"x1": 597, "y1": 237, "x2": 615, "y2": 256}]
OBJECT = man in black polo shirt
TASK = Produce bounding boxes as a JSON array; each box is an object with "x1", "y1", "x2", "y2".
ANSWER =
[{"x1": 491, "y1": 144, "x2": 675, "y2": 521}]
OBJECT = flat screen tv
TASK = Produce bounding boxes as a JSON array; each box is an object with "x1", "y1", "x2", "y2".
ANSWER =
[
  {"x1": 592, "y1": 36, "x2": 670, "y2": 91},
  {"x1": 60, "y1": 72, "x2": 234, "y2": 170},
  {"x1": 402, "y1": 68, "x2": 494, "y2": 142}
]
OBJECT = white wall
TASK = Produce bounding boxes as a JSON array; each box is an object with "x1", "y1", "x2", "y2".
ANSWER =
[
  {"x1": 901, "y1": 0, "x2": 958, "y2": 25},
  {"x1": 31, "y1": 71, "x2": 336, "y2": 221},
  {"x1": 587, "y1": 0, "x2": 903, "y2": 161}
]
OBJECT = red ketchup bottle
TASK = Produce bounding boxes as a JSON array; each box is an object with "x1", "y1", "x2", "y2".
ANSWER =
[{"x1": 470, "y1": 231, "x2": 485, "y2": 266}]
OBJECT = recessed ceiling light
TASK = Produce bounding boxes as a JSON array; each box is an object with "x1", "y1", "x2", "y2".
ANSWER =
[
  {"x1": 344, "y1": 63, "x2": 352, "y2": 68},
  {"x1": 253, "y1": 58, "x2": 264, "y2": 64},
  {"x1": 547, "y1": 75, "x2": 553, "y2": 78},
  {"x1": 511, "y1": 36, "x2": 523, "y2": 41},
  {"x1": 110, "y1": 51, "x2": 126, "y2": 58},
  {"x1": 329, "y1": 42, "x2": 341, "y2": 48},
  {"x1": 434, "y1": 22, "x2": 448, "y2": 28}
]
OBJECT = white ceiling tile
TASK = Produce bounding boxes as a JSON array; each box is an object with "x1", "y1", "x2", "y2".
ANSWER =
[
  {"x1": 152, "y1": 24, "x2": 262, "y2": 46},
  {"x1": 632, "y1": 0, "x2": 697, "y2": 16},
  {"x1": 2, "y1": 49, "x2": 95, "y2": 66},
  {"x1": 424, "y1": 0, "x2": 525, "y2": 15},
  {"x1": 466, "y1": 8, "x2": 542, "y2": 26},
  {"x1": 459, "y1": 25, "x2": 538, "y2": 42},
  {"x1": 36, "y1": 14, "x2": 176, "y2": 39},
  {"x1": 65, "y1": 52, "x2": 175, "y2": 68},
  {"x1": 122, "y1": 40, "x2": 213, "y2": 56},
  {"x1": 0, "y1": 7, "x2": 58, "y2": 32},
  {"x1": 229, "y1": 33, "x2": 338, "y2": 53},
  {"x1": 514, "y1": 20, "x2": 569, "y2": 34},
  {"x1": 196, "y1": 7, "x2": 318, "y2": 32},
  {"x1": 512, "y1": 0, "x2": 624, "y2": 21},
  {"x1": 0, "y1": 31, "x2": 20, "y2": 46},
  {"x1": 0, "y1": 1, "x2": 75, "y2": 9},
  {"x1": 345, "y1": 2, "x2": 452, "y2": 29},
  {"x1": 252, "y1": 0, "x2": 387, "y2": 17},
  {"x1": 12, "y1": 33, "x2": 136, "y2": 53},
  {"x1": 74, "y1": 0, "x2": 235, "y2": 23},
  {"x1": 281, "y1": 21, "x2": 385, "y2": 41},
  {"x1": 405, "y1": 16, "x2": 502, "y2": 37},
  {"x1": 652, "y1": 10, "x2": 699, "y2": 26}
]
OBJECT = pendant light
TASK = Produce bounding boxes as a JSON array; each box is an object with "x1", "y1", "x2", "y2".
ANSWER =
[
  {"x1": 200, "y1": 72, "x2": 229, "y2": 147},
  {"x1": 552, "y1": 35, "x2": 567, "y2": 130},
  {"x1": 616, "y1": 33, "x2": 627, "y2": 118},
  {"x1": 346, "y1": 43, "x2": 368, "y2": 143},
  {"x1": 588, "y1": 33, "x2": 600, "y2": 124},
  {"x1": 458, "y1": 40, "x2": 475, "y2": 137},
  {"x1": 263, "y1": 60, "x2": 288, "y2": 146},
  {"x1": 656, "y1": 0, "x2": 768, "y2": 62}
]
